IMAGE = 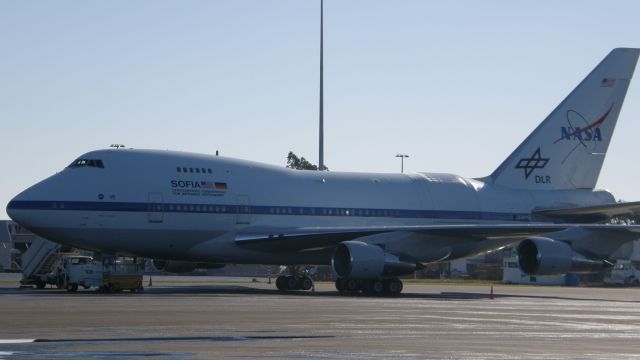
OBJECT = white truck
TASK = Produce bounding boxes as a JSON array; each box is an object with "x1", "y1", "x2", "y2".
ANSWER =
[
  {"x1": 58, "y1": 255, "x2": 103, "y2": 291},
  {"x1": 605, "y1": 260, "x2": 640, "y2": 286}
]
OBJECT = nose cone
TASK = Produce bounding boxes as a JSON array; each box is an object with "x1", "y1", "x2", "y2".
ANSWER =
[
  {"x1": 6, "y1": 198, "x2": 17, "y2": 222},
  {"x1": 6, "y1": 189, "x2": 36, "y2": 227},
  {"x1": 5, "y1": 172, "x2": 64, "y2": 231}
]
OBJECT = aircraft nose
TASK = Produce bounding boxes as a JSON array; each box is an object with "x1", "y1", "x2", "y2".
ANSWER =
[
  {"x1": 5, "y1": 198, "x2": 16, "y2": 221},
  {"x1": 6, "y1": 191, "x2": 34, "y2": 227}
]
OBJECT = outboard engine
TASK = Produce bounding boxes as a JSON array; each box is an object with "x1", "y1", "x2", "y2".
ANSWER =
[{"x1": 516, "y1": 237, "x2": 604, "y2": 275}]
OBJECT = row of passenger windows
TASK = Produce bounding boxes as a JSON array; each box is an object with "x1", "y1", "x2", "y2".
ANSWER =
[
  {"x1": 150, "y1": 204, "x2": 399, "y2": 217},
  {"x1": 268, "y1": 207, "x2": 401, "y2": 217},
  {"x1": 68, "y1": 159, "x2": 104, "y2": 168},
  {"x1": 177, "y1": 167, "x2": 212, "y2": 174},
  {"x1": 151, "y1": 204, "x2": 228, "y2": 213}
]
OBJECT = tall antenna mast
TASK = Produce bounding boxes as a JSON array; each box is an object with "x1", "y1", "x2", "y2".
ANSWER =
[{"x1": 318, "y1": 0, "x2": 325, "y2": 171}]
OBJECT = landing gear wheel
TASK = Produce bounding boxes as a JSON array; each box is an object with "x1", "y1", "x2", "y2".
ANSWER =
[
  {"x1": 385, "y1": 278, "x2": 403, "y2": 295},
  {"x1": 300, "y1": 276, "x2": 313, "y2": 291},
  {"x1": 66, "y1": 283, "x2": 78, "y2": 292},
  {"x1": 346, "y1": 279, "x2": 360, "y2": 292},
  {"x1": 35, "y1": 280, "x2": 46, "y2": 289},
  {"x1": 370, "y1": 280, "x2": 385, "y2": 295},
  {"x1": 285, "y1": 276, "x2": 298, "y2": 290},
  {"x1": 335, "y1": 278, "x2": 347, "y2": 292},
  {"x1": 273, "y1": 266, "x2": 316, "y2": 292}
]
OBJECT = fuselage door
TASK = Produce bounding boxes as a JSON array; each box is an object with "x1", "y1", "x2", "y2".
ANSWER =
[
  {"x1": 148, "y1": 192, "x2": 164, "y2": 223},
  {"x1": 236, "y1": 195, "x2": 250, "y2": 224}
]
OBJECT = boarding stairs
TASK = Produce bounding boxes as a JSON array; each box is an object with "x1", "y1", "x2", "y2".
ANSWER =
[{"x1": 20, "y1": 237, "x2": 61, "y2": 285}]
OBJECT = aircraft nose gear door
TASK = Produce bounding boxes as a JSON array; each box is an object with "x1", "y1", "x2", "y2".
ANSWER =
[
  {"x1": 148, "y1": 192, "x2": 164, "y2": 223},
  {"x1": 236, "y1": 195, "x2": 250, "y2": 224}
]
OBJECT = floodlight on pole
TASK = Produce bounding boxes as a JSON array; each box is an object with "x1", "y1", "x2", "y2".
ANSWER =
[
  {"x1": 318, "y1": 0, "x2": 325, "y2": 171},
  {"x1": 395, "y1": 154, "x2": 409, "y2": 173}
]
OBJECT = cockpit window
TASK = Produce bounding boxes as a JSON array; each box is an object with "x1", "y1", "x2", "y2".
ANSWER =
[{"x1": 68, "y1": 159, "x2": 104, "y2": 168}]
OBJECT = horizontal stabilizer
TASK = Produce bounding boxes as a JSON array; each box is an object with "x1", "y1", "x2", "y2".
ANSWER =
[{"x1": 535, "y1": 201, "x2": 640, "y2": 222}]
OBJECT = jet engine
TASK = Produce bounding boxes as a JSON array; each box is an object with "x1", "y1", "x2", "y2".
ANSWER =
[
  {"x1": 152, "y1": 260, "x2": 225, "y2": 273},
  {"x1": 331, "y1": 241, "x2": 416, "y2": 279},
  {"x1": 516, "y1": 237, "x2": 603, "y2": 275}
]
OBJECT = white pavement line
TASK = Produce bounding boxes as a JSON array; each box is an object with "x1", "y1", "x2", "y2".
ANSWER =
[{"x1": 0, "y1": 339, "x2": 35, "y2": 344}]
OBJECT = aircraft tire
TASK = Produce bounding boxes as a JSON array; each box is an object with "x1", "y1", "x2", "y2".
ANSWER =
[
  {"x1": 285, "y1": 276, "x2": 298, "y2": 290},
  {"x1": 335, "y1": 278, "x2": 347, "y2": 292},
  {"x1": 386, "y1": 278, "x2": 403, "y2": 295},
  {"x1": 300, "y1": 276, "x2": 313, "y2": 291},
  {"x1": 275, "y1": 276, "x2": 286, "y2": 291},
  {"x1": 346, "y1": 279, "x2": 360, "y2": 292},
  {"x1": 370, "y1": 280, "x2": 385, "y2": 295}
]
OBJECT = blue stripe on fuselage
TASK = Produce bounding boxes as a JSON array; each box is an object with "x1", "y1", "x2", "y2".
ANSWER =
[{"x1": 7, "y1": 200, "x2": 531, "y2": 222}]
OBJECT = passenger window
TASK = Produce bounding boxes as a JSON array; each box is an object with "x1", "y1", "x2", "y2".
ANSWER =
[{"x1": 177, "y1": 167, "x2": 181, "y2": 173}]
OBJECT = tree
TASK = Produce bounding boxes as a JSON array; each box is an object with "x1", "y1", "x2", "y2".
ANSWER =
[{"x1": 286, "y1": 151, "x2": 327, "y2": 170}]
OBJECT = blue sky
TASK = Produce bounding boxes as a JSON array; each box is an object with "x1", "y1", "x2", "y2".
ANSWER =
[{"x1": 1, "y1": 0, "x2": 640, "y2": 218}]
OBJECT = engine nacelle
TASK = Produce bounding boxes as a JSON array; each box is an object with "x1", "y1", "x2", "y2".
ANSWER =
[
  {"x1": 331, "y1": 241, "x2": 416, "y2": 279},
  {"x1": 152, "y1": 260, "x2": 225, "y2": 273},
  {"x1": 517, "y1": 237, "x2": 603, "y2": 275}
]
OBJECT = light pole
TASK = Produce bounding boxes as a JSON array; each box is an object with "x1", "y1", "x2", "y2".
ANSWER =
[
  {"x1": 396, "y1": 154, "x2": 409, "y2": 173},
  {"x1": 318, "y1": 0, "x2": 325, "y2": 171}
]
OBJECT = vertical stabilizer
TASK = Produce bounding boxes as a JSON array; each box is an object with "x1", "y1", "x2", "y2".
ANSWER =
[{"x1": 490, "y1": 48, "x2": 639, "y2": 190}]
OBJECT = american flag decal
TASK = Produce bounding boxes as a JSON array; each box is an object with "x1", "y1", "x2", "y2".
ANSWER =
[{"x1": 601, "y1": 78, "x2": 616, "y2": 87}]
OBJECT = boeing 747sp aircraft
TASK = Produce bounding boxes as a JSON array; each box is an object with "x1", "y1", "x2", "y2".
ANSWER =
[{"x1": 7, "y1": 48, "x2": 640, "y2": 295}]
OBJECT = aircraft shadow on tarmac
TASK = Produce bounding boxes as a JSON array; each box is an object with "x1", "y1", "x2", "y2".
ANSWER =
[{"x1": 7, "y1": 284, "x2": 640, "y2": 303}]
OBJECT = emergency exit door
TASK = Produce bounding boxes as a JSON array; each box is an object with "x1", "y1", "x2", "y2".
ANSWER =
[
  {"x1": 236, "y1": 195, "x2": 250, "y2": 224},
  {"x1": 148, "y1": 192, "x2": 164, "y2": 223}
]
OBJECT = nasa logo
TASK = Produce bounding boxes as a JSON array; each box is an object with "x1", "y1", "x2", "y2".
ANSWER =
[
  {"x1": 559, "y1": 127, "x2": 602, "y2": 142},
  {"x1": 553, "y1": 105, "x2": 613, "y2": 164}
]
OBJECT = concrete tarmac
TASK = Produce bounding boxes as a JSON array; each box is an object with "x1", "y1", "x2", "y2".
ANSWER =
[{"x1": 1, "y1": 275, "x2": 640, "y2": 359}]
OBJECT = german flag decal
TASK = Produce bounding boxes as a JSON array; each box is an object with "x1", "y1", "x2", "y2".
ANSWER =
[{"x1": 215, "y1": 182, "x2": 227, "y2": 190}]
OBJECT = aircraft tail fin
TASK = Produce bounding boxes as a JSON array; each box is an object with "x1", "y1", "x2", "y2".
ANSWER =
[{"x1": 490, "y1": 48, "x2": 639, "y2": 190}]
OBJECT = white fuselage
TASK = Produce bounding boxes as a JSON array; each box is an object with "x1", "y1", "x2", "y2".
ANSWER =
[{"x1": 6, "y1": 149, "x2": 616, "y2": 264}]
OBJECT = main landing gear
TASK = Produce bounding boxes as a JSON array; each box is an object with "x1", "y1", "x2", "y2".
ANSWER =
[
  {"x1": 275, "y1": 265, "x2": 315, "y2": 292},
  {"x1": 335, "y1": 277, "x2": 403, "y2": 296}
]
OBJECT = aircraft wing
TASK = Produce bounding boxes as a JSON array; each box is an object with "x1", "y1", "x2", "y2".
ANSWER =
[
  {"x1": 534, "y1": 201, "x2": 640, "y2": 222},
  {"x1": 235, "y1": 224, "x2": 640, "y2": 252}
]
